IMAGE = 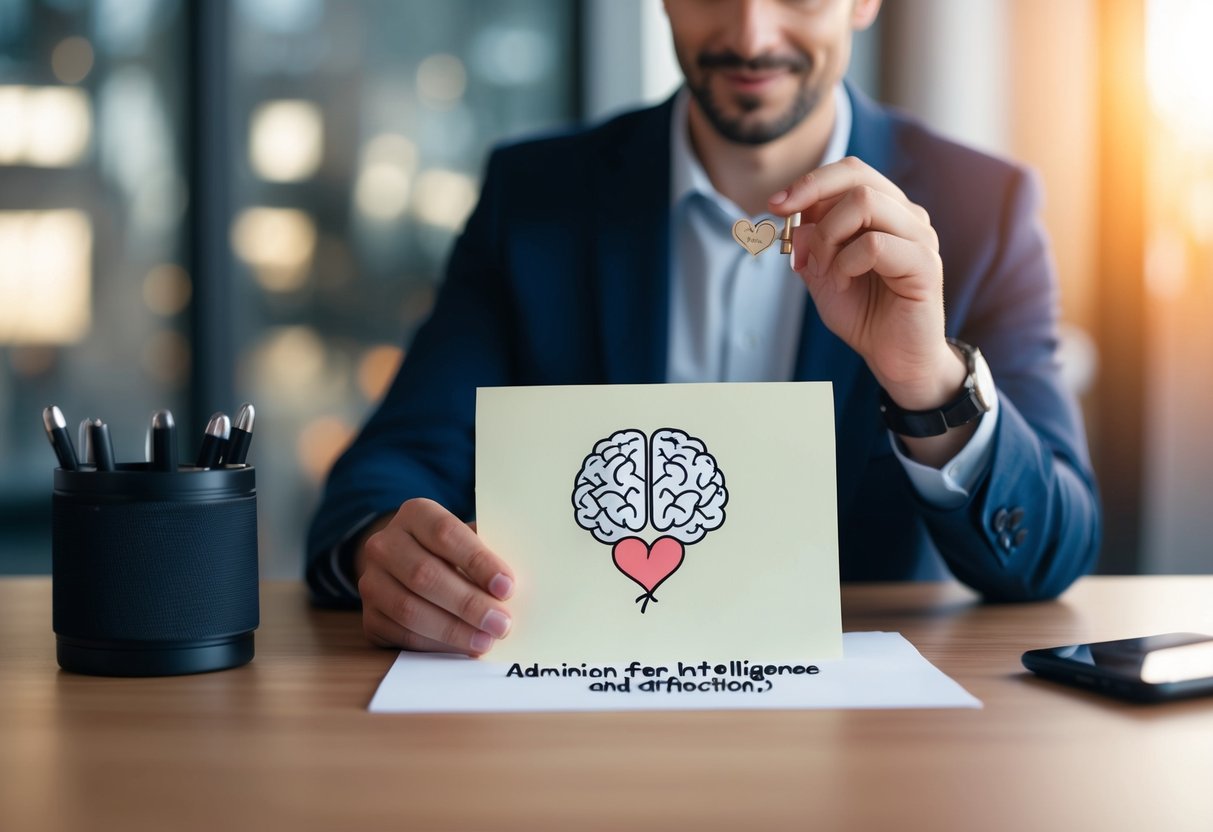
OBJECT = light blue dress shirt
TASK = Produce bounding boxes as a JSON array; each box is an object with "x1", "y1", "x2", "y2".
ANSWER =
[{"x1": 665, "y1": 85, "x2": 999, "y2": 509}]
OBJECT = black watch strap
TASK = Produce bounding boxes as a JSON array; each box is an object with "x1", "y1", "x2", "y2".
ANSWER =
[{"x1": 878, "y1": 340, "x2": 992, "y2": 438}]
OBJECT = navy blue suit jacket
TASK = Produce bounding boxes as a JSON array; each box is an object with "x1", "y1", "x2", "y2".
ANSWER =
[{"x1": 307, "y1": 86, "x2": 1101, "y2": 605}]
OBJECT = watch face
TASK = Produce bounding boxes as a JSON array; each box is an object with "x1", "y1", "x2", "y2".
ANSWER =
[{"x1": 972, "y1": 348, "x2": 996, "y2": 412}]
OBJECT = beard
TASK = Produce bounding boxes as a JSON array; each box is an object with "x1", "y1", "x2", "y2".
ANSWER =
[{"x1": 687, "y1": 49, "x2": 823, "y2": 146}]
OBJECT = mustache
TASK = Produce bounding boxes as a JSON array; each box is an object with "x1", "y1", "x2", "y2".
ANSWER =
[{"x1": 696, "y1": 50, "x2": 811, "y2": 73}]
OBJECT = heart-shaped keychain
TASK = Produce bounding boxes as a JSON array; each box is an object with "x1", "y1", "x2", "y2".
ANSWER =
[{"x1": 732, "y1": 219, "x2": 778, "y2": 256}]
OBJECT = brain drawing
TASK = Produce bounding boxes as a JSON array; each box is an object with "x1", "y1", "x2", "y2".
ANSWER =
[{"x1": 572, "y1": 428, "x2": 727, "y2": 545}]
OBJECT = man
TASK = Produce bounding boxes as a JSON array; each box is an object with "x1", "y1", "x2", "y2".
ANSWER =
[{"x1": 306, "y1": 0, "x2": 1102, "y2": 655}]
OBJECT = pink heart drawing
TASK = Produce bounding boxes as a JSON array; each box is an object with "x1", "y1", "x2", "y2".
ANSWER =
[{"x1": 611, "y1": 536, "x2": 685, "y2": 613}]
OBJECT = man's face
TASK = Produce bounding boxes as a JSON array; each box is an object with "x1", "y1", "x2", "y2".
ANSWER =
[{"x1": 664, "y1": 0, "x2": 880, "y2": 146}]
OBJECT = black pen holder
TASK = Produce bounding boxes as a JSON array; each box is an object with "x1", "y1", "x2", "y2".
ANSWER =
[{"x1": 52, "y1": 464, "x2": 259, "y2": 676}]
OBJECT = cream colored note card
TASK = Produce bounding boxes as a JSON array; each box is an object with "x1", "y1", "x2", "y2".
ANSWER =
[{"x1": 476, "y1": 382, "x2": 841, "y2": 665}]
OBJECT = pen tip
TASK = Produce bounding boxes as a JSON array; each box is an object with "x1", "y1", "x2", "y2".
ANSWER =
[
  {"x1": 206, "y1": 412, "x2": 232, "y2": 439},
  {"x1": 43, "y1": 405, "x2": 66, "y2": 432},
  {"x1": 234, "y1": 403, "x2": 255, "y2": 431}
]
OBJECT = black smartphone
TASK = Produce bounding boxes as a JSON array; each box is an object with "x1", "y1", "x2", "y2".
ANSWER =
[{"x1": 1022, "y1": 632, "x2": 1213, "y2": 703}]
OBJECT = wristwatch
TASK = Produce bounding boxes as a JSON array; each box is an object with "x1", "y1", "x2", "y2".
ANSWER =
[{"x1": 878, "y1": 339, "x2": 996, "y2": 438}]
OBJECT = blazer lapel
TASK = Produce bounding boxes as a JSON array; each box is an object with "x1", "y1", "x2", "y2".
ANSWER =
[
  {"x1": 842, "y1": 81, "x2": 908, "y2": 183},
  {"x1": 591, "y1": 98, "x2": 676, "y2": 384}
]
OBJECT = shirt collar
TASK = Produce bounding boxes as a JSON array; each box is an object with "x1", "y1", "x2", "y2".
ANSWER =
[{"x1": 669, "y1": 82, "x2": 853, "y2": 213}]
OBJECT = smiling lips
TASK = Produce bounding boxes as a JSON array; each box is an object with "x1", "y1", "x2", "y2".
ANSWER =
[{"x1": 719, "y1": 69, "x2": 788, "y2": 93}]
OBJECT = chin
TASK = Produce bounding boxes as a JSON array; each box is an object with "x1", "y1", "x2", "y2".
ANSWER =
[{"x1": 692, "y1": 74, "x2": 821, "y2": 146}]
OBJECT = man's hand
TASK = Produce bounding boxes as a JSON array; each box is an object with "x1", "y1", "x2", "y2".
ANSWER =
[
  {"x1": 769, "y1": 156, "x2": 966, "y2": 414},
  {"x1": 354, "y1": 498, "x2": 515, "y2": 655}
]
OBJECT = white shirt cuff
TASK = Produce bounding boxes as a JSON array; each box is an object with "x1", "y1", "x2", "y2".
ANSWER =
[{"x1": 890, "y1": 390, "x2": 1000, "y2": 510}]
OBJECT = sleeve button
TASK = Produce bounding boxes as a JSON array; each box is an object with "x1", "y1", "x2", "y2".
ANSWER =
[
  {"x1": 1009, "y1": 507, "x2": 1025, "y2": 528},
  {"x1": 992, "y1": 508, "x2": 1009, "y2": 532}
]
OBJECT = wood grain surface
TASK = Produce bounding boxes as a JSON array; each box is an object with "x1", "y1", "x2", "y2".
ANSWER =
[{"x1": 2, "y1": 577, "x2": 1212, "y2": 832}]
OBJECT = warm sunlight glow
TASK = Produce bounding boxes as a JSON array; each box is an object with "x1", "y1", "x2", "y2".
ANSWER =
[
  {"x1": 1145, "y1": 0, "x2": 1213, "y2": 277},
  {"x1": 1146, "y1": 0, "x2": 1213, "y2": 151}
]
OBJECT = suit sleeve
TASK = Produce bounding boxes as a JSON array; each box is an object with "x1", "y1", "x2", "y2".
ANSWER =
[
  {"x1": 304, "y1": 151, "x2": 514, "y2": 606},
  {"x1": 921, "y1": 169, "x2": 1102, "y2": 601}
]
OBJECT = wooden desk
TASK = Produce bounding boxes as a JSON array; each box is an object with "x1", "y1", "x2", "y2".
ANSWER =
[{"x1": 2, "y1": 577, "x2": 1211, "y2": 831}]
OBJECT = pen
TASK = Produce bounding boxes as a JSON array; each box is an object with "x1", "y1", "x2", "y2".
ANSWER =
[
  {"x1": 41, "y1": 406, "x2": 80, "y2": 470},
  {"x1": 194, "y1": 412, "x2": 230, "y2": 469},
  {"x1": 89, "y1": 418, "x2": 116, "y2": 472},
  {"x1": 225, "y1": 403, "x2": 255, "y2": 466},
  {"x1": 149, "y1": 409, "x2": 178, "y2": 472},
  {"x1": 77, "y1": 418, "x2": 94, "y2": 466}
]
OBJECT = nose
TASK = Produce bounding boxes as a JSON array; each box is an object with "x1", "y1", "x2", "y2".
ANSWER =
[{"x1": 728, "y1": 0, "x2": 785, "y2": 59}]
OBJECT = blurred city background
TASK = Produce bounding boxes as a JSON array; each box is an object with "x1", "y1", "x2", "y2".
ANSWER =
[{"x1": 0, "y1": 0, "x2": 1209, "y2": 579}]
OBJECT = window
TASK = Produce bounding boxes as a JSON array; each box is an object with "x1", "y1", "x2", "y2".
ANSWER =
[{"x1": 0, "y1": 0, "x2": 579, "y2": 576}]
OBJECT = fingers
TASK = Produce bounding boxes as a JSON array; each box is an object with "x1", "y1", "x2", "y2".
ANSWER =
[
  {"x1": 822, "y1": 184, "x2": 933, "y2": 249},
  {"x1": 795, "y1": 193, "x2": 845, "y2": 227},
  {"x1": 820, "y1": 231, "x2": 941, "y2": 299},
  {"x1": 403, "y1": 499, "x2": 515, "y2": 600},
  {"x1": 772, "y1": 158, "x2": 937, "y2": 296},
  {"x1": 791, "y1": 185, "x2": 935, "y2": 275},
  {"x1": 363, "y1": 608, "x2": 466, "y2": 654},
  {"x1": 773, "y1": 157, "x2": 948, "y2": 386},
  {"x1": 358, "y1": 498, "x2": 515, "y2": 654},
  {"x1": 361, "y1": 564, "x2": 499, "y2": 655},
  {"x1": 770, "y1": 156, "x2": 915, "y2": 216}
]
